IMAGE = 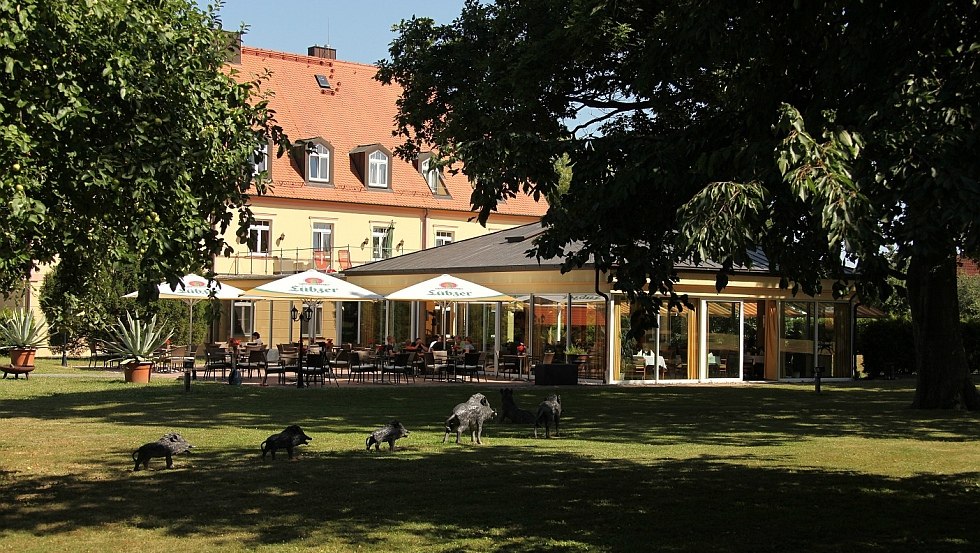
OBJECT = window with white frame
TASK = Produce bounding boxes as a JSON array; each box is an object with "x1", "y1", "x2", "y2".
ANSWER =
[
  {"x1": 308, "y1": 143, "x2": 331, "y2": 182},
  {"x1": 312, "y1": 222, "x2": 333, "y2": 270},
  {"x1": 312, "y1": 222, "x2": 333, "y2": 253},
  {"x1": 372, "y1": 225, "x2": 393, "y2": 260},
  {"x1": 435, "y1": 230, "x2": 454, "y2": 247},
  {"x1": 232, "y1": 301, "x2": 254, "y2": 336},
  {"x1": 368, "y1": 150, "x2": 389, "y2": 188},
  {"x1": 252, "y1": 143, "x2": 268, "y2": 177},
  {"x1": 421, "y1": 157, "x2": 440, "y2": 193},
  {"x1": 247, "y1": 220, "x2": 271, "y2": 255}
]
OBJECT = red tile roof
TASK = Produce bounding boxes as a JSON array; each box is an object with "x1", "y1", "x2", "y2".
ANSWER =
[
  {"x1": 958, "y1": 257, "x2": 980, "y2": 276},
  {"x1": 235, "y1": 47, "x2": 548, "y2": 218}
]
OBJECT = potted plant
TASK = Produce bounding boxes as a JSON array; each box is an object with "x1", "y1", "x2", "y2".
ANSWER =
[
  {"x1": 0, "y1": 308, "x2": 49, "y2": 367},
  {"x1": 106, "y1": 312, "x2": 171, "y2": 383}
]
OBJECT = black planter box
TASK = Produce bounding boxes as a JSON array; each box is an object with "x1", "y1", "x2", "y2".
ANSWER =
[{"x1": 534, "y1": 364, "x2": 578, "y2": 385}]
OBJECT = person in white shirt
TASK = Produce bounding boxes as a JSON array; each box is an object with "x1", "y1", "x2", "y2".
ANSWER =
[{"x1": 638, "y1": 347, "x2": 667, "y2": 376}]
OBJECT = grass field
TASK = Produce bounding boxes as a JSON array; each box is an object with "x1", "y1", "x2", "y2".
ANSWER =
[{"x1": 1, "y1": 359, "x2": 978, "y2": 552}]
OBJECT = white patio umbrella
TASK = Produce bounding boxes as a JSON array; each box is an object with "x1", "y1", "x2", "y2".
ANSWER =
[
  {"x1": 385, "y1": 274, "x2": 515, "y2": 303},
  {"x1": 386, "y1": 274, "x2": 515, "y2": 350},
  {"x1": 242, "y1": 269, "x2": 383, "y2": 301},
  {"x1": 243, "y1": 269, "x2": 382, "y2": 388},
  {"x1": 124, "y1": 273, "x2": 246, "y2": 345}
]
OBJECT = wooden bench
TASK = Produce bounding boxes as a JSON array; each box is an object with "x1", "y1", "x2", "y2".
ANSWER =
[{"x1": 2, "y1": 365, "x2": 35, "y2": 379}]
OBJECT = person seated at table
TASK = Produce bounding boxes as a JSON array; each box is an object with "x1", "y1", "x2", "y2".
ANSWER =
[
  {"x1": 461, "y1": 336, "x2": 476, "y2": 353},
  {"x1": 638, "y1": 347, "x2": 666, "y2": 374},
  {"x1": 248, "y1": 332, "x2": 264, "y2": 348},
  {"x1": 430, "y1": 336, "x2": 446, "y2": 351},
  {"x1": 383, "y1": 335, "x2": 398, "y2": 355},
  {"x1": 406, "y1": 337, "x2": 429, "y2": 353}
]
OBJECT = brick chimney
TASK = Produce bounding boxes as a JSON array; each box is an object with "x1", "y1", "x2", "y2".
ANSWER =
[{"x1": 308, "y1": 45, "x2": 337, "y2": 60}]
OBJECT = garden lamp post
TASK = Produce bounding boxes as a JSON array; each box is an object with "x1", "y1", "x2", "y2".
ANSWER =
[{"x1": 291, "y1": 304, "x2": 313, "y2": 388}]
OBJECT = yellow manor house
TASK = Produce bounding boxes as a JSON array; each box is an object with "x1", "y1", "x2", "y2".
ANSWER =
[{"x1": 213, "y1": 44, "x2": 546, "y2": 347}]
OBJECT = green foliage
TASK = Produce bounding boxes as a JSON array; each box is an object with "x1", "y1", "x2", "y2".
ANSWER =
[
  {"x1": 0, "y1": 308, "x2": 49, "y2": 348},
  {"x1": 958, "y1": 273, "x2": 980, "y2": 322},
  {"x1": 105, "y1": 311, "x2": 171, "y2": 364},
  {"x1": 0, "y1": 0, "x2": 287, "y2": 298},
  {"x1": 39, "y1": 261, "x2": 211, "y2": 349},
  {"x1": 856, "y1": 319, "x2": 915, "y2": 378}
]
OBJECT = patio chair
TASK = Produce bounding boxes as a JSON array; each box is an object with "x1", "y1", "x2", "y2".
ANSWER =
[
  {"x1": 457, "y1": 351, "x2": 485, "y2": 383},
  {"x1": 383, "y1": 352, "x2": 416, "y2": 384},
  {"x1": 240, "y1": 348, "x2": 267, "y2": 380},
  {"x1": 304, "y1": 351, "x2": 339, "y2": 387},
  {"x1": 260, "y1": 347, "x2": 288, "y2": 385},
  {"x1": 203, "y1": 345, "x2": 231, "y2": 381},
  {"x1": 347, "y1": 351, "x2": 377, "y2": 383},
  {"x1": 337, "y1": 249, "x2": 352, "y2": 271},
  {"x1": 330, "y1": 348, "x2": 350, "y2": 377},
  {"x1": 422, "y1": 351, "x2": 448, "y2": 381}
]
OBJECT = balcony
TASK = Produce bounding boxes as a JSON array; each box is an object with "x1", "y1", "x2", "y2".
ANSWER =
[{"x1": 213, "y1": 246, "x2": 411, "y2": 276}]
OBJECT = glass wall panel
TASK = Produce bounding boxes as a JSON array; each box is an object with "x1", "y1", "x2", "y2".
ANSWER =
[
  {"x1": 391, "y1": 301, "x2": 412, "y2": 346},
  {"x1": 568, "y1": 299, "x2": 607, "y2": 380},
  {"x1": 532, "y1": 296, "x2": 563, "y2": 361},
  {"x1": 464, "y1": 303, "x2": 491, "y2": 351},
  {"x1": 340, "y1": 301, "x2": 359, "y2": 346},
  {"x1": 781, "y1": 301, "x2": 815, "y2": 378},
  {"x1": 358, "y1": 301, "x2": 383, "y2": 348},
  {"x1": 706, "y1": 301, "x2": 741, "y2": 379},
  {"x1": 743, "y1": 301, "x2": 766, "y2": 380},
  {"x1": 660, "y1": 308, "x2": 693, "y2": 380}
]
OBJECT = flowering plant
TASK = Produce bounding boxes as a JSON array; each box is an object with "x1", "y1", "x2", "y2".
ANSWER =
[{"x1": 228, "y1": 338, "x2": 241, "y2": 348}]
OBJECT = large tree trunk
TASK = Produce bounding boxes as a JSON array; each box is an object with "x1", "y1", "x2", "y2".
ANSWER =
[{"x1": 907, "y1": 250, "x2": 980, "y2": 410}]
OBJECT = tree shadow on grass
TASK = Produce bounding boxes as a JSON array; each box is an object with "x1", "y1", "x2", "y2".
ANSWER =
[{"x1": 0, "y1": 447, "x2": 977, "y2": 552}]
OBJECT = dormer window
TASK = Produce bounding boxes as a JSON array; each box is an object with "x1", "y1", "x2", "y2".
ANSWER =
[
  {"x1": 308, "y1": 143, "x2": 331, "y2": 182},
  {"x1": 292, "y1": 138, "x2": 334, "y2": 185},
  {"x1": 252, "y1": 140, "x2": 270, "y2": 180},
  {"x1": 416, "y1": 152, "x2": 449, "y2": 196},
  {"x1": 368, "y1": 151, "x2": 388, "y2": 188},
  {"x1": 349, "y1": 144, "x2": 393, "y2": 189}
]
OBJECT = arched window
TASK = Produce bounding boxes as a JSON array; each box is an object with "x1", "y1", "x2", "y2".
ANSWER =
[
  {"x1": 308, "y1": 143, "x2": 331, "y2": 182},
  {"x1": 368, "y1": 150, "x2": 388, "y2": 188}
]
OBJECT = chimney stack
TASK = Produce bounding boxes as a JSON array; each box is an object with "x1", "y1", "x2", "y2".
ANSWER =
[{"x1": 308, "y1": 45, "x2": 337, "y2": 60}]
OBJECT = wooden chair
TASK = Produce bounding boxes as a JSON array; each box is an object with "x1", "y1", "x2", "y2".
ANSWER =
[{"x1": 630, "y1": 355, "x2": 647, "y2": 380}]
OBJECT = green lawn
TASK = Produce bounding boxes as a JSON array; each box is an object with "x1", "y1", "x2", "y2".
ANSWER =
[{"x1": 1, "y1": 366, "x2": 978, "y2": 552}]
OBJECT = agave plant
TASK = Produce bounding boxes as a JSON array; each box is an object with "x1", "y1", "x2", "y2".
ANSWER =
[
  {"x1": 0, "y1": 308, "x2": 49, "y2": 348},
  {"x1": 106, "y1": 312, "x2": 172, "y2": 365}
]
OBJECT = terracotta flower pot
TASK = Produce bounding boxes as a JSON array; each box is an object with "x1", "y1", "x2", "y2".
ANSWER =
[
  {"x1": 10, "y1": 347, "x2": 37, "y2": 367},
  {"x1": 124, "y1": 361, "x2": 153, "y2": 384}
]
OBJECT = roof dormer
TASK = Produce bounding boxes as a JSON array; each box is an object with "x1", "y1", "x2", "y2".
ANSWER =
[
  {"x1": 415, "y1": 151, "x2": 450, "y2": 196},
  {"x1": 291, "y1": 137, "x2": 335, "y2": 186},
  {"x1": 349, "y1": 144, "x2": 393, "y2": 190}
]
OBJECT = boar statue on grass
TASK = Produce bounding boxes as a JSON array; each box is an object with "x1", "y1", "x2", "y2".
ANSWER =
[
  {"x1": 261, "y1": 425, "x2": 312, "y2": 459},
  {"x1": 132, "y1": 432, "x2": 193, "y2": 471},
  {"x1": 443, "y1": 393, "x2": 497, "y2": 445},
  {"x1": 498, "y1": 388, "x2": 536, "y2": 424},
  {"x1": 534, "y1": 394, "x2": 562, "y2": 438},
  {"x1": 366, "y1": 420, "x2": 411, "y2": 451}
]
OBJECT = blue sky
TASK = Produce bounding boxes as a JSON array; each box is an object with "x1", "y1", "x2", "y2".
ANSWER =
[{"x1": 200, "y1": 1, "x2": 466, "y2": 64}]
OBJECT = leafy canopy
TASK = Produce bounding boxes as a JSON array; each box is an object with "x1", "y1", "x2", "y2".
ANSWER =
[
  {"x1": 0, "y1": 0, "x2": 286, "y2": 296},
  {"x1": 378, "y1": 0, "x2": 979, "y2": 331}
]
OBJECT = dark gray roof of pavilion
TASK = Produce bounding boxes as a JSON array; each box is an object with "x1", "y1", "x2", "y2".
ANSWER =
[{"x1": 344, "y1": 222, "x2": 775, "y2": 276}]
